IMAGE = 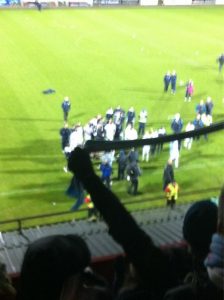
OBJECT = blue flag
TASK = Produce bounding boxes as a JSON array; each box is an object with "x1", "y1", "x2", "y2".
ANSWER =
[{"x1": 66, "y1": 176, "x2": 85, "y2": 211}]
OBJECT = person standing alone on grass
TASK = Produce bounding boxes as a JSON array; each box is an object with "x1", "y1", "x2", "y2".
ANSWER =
[
  {"x1": 61, "y1": 96, "x2": 71, "y2": 122},
  {"x1": 217, "y1": 53, "x2": 224, "y2": 73}
]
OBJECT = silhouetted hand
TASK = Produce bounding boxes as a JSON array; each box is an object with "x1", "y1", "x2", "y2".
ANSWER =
[{"x1": 68, "y1": 147, "x2": 95, "y2": 183}]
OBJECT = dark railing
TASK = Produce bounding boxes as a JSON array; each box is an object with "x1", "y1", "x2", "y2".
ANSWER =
[{"x1": 0, "y1": 186, "x2": 219, "y2": 232}]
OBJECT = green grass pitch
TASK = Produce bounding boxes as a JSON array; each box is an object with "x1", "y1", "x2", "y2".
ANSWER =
[{"x1": 0, "y1": 6, "x2": 224, "y2": 230}]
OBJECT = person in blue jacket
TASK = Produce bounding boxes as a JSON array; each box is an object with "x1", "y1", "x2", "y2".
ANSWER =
[
  {"x1": 100, "y1": 160, "x2": 112, "y2": 190},
  {"x1": 61, "y1": 96, "x2": 71, "y2": 122},
  {"x1": 195, "y1": 100, "x2": 206, "y2": 116},
  {"x1": 170, "y1": 70, "x2": 177, "y2": 94},
  {"x1": 171, "y1": 113, "x2": 183, "y2": 150},
  {"x1": 164, "y1": 71, "x2": 171, "y2": 92}
]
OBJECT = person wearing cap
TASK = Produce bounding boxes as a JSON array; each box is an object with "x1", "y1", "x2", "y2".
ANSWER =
[
  {"x1": 61, "y1": 96, "x2": 71, "y2": 122},
  {"x1": 68, "y1": 148, "x2": 221, "y2": 299}
]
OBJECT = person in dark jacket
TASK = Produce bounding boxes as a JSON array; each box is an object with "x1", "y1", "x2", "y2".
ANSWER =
[
  {"x1": 126, "y1": 107, "x2": 135, "y2": 126},
  {"x1": 195, "y1": 100, "x2": 206, "y2": 116},
  {"x1": 217, "y1": 53, "x2": 224, "y2": 73},
  {"x1": 205, "y1": 97, "x2": 214, "y2": 124},
  {"x1": 170, "y1": 71, "x2": 177, "y2": 94},
  {"x1": 61, "y1": 96, "x2": 71, "y2": 122},
  {"x1": 60, "y1": 123, "x2": 71, "y2": 151},
  {"x1": 164, "y1": 71, "x2": 171, "y2": 92},
  {"x1": 126, "y1": 161, "x2": 141, "y2": 195},
  {"x1": 171, "y1": 113, "x2": 183, "y2": 150},
  {"x1": 192, "y1": 114, "x2": 204, "y2": 140},
  {"x1": 171, "y1": 113, "x2": 183, "y2": 134},
  {"x1": 127, "y1": 148, "x2": 139, "y2": 164},
  {"x1": 117, "y1": 150, "x2": 127, "y2": 180},
  {"x1": 163, "y1": 159, "x2": 175, "y2": 191}
]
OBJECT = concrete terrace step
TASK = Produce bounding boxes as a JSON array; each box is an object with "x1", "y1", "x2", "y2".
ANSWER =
[{"x1": 0, "y1": 204, "x2": 191, "y2": 274}]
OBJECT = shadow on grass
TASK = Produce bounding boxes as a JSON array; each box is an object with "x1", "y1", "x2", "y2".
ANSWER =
[
  {"x1": 190, "y1": 65, "x2": 216, "y2": 71},
  {"x1": 0, "y1": 117, "x2": 60, "y2": 122},
  {"x1": 121, "y1": 87, "x2": 160, "y2": 94},
  {"x1": 0, "y1": 168, "x2": 61, "y2": 174},
  {"x1": 0, "y1": 139, "x2": 63, "y2": 165},
  {"x1": 215, "y1": 78, "x2": 224, "y2": 85}
]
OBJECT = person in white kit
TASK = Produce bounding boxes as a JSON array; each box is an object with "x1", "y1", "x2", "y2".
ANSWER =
[
  {"x1": 104, "y1": 119, "x2": 116, "y2": 141},
  {"x1": 142, "y1": 131, "x2": 151, "y2": 162},
  {"x1": 169, "y1": 140, "x2": 179, "y2": 168},
  {"x1": 69, "y1": 124, "x2": 84, "y2": 151},
  {"x1": 124, "y1": 123, "x2": 138, "y2": 141},
  {"x1": 138, "y1": 109, "x2": 148, "y2": 136}
]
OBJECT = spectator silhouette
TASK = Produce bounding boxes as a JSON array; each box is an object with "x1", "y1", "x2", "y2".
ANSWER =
[
  {"x1": 17, "y1": 235, "x2": 91, "y2": 300},
  {"x1": 204, "y1": 187, "x2": 224, "y2": 293},
  {"x1": 164, "y1": 199, "x2": 221, "y2": 300},
  {"x1": 0, "y1": 257, "x2": 16, "y2": 300}
]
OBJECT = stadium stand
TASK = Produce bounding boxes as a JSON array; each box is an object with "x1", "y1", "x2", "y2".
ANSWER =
[
  {"x1": 0, "y1": 204, "x2": 190, "y2": 276},
  {"x1": 20, "y1": 0, "x2": 58, "y2": 7}
]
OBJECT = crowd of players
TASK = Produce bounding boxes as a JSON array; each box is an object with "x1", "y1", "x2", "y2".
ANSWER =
[
  {"x1": 60, "y1": 101, "x2": 168, "y2": 194},
  {"x1": 59, "y1": 53, "x2": 222, "y2": 196}
]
